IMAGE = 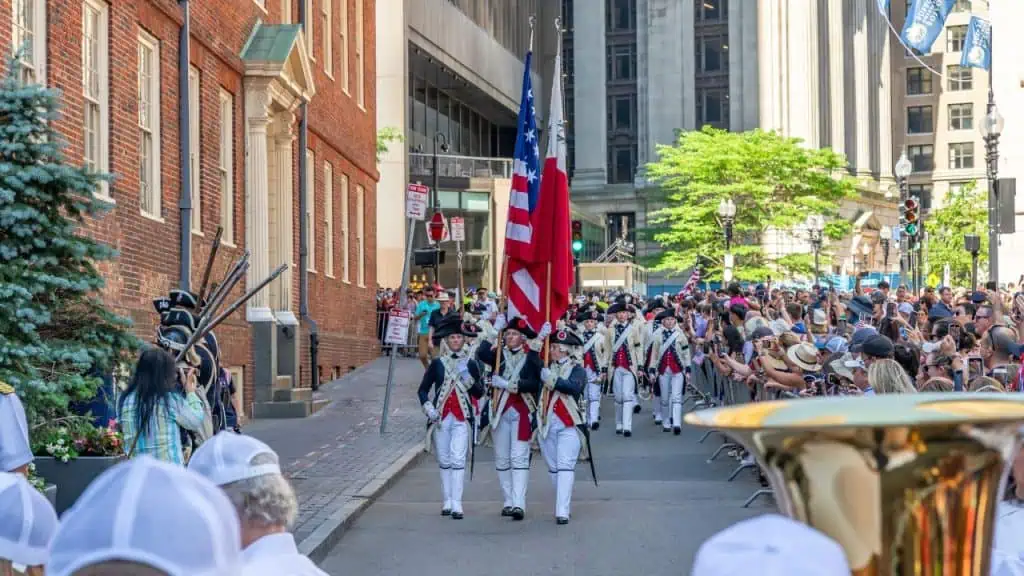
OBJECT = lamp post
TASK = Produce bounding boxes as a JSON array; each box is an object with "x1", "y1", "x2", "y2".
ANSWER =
[
  {"x1": 806, "y1": 214, "x2": 825, "y2": 287},
  {"x1": 964, "y1": 234, "x2": 981, "y2": 291},
  {"x1": 860, "y1": 243, "x2": 871, "y2": 276},
  {"x1": 880, "y1": 225, "x2": 892, "y2": 277},
  {"x1": 718, "y1": 198, "x2": 737, "y2": 282},
  {"x1": 430, "y1": 132, "x2": 450, "y2": 284},
  {"x1": 894, "y1": 150, "x2": 913, "y2": 288},
  {"x1": 979, "y1": 96, "x2": 1004, "y2": 284}
]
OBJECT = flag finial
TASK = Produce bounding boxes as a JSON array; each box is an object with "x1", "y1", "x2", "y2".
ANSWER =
[{"x1": 528, "y1": 15, "x2": 536, "y2": 52}]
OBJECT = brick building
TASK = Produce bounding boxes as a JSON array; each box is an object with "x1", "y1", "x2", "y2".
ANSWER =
[{"x1": 2, "y1": 0, "x2": 379, "y2": 418}]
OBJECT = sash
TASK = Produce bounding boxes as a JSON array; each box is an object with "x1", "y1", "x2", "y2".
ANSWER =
[
  {"x1": 582, "y1": 332, "x2": 602, "y2": 355},
  {"x1": 488, "y1": 349, "x2": 528, "y2": 427},
  {"x1": 612, "y1": 325, "x2": 632, "y2": 356},
  {"x1": 424, "y1": 356, "x2": 473, "y2": 453},
  {"x1": 657, "y1": 330, "x2": 681, "y2": 362},
  {"x1": 540, "y1": 362, "x2": 584, "y2": 440}
]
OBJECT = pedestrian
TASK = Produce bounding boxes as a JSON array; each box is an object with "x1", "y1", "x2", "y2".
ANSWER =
[
  {"x1": 46, "y1": 456, "x2": 242, "y2": 576},
  {"x1": 417, "y1": 316, "x2": 485, "y2": 519},
  {"x1": 188, "y1": 433, "x2": 326, "y2": 575},
  {"x1": 576, "y1": 307, "x2": 607, "y2": 430},
  {"x1": 538, "y1": 329, "x2": 587, "y2": 524},
  {"x1": 0, "y1": 472, "x2": 58, "y2": 575},
  {"x1": 0, "y1": 382, "x2": 32, "y2": 476},
  {"x1": 648, "y1": 308, "x2": 691, "y2": 434},
  {"x1": 604, "y1": 296, "x2": 643, "y2": 436},
  {"x1": 414, "y1": 286, "x2": 440, "y2": 368},
  {"x1": 476, "y1": 315, "x2": 547, "y2": 520}
]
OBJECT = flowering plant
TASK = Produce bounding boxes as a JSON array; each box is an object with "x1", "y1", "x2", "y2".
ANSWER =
[
  {"x1": 31, "y1": 417, "x2": 124, "y2": 461},
  {"x1": 26, "y1": 463, "x2": 47, "y2": 493}
]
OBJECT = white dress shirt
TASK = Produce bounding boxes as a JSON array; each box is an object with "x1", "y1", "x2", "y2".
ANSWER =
[{"x1": 242, "y1": 532, "x2": 328, "y2": 576}]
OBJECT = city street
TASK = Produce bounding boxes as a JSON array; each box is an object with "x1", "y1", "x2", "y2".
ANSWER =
[{"x1": 320, "y1": 401, "x2": 772, "y2": 575}]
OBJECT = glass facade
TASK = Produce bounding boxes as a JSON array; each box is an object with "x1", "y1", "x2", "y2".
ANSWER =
[
  {"x1": 443, "y1": 0, "x2": 539, "y2": 61},
  {"x1": 411, "y1": 190, "x2": 493, "y2": 289},
  {"x1": 407, "y1": 63, "x2": 499, "y2": 156}
]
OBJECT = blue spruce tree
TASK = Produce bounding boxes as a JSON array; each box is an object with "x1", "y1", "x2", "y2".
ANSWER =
[{"x1": 0, "y1": 58, "x2": 138, "y2": 426}]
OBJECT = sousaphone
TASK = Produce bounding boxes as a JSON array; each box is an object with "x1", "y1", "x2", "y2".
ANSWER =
[{"x1": 685, "y1": 393, "x2": 1024, "y2": 575}]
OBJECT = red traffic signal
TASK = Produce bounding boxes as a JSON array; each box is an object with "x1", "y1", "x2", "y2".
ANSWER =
[
  {"x1": 428, "y1": 212, "x2": 445, "y2": 242},
  {"x1": 904, "y1": 198, "x2": 919, "y2": 224}
]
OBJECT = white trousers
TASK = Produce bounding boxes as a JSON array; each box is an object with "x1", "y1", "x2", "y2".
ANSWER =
[
  {"x1": 539, "y1": 419, "x2": 581, "y2": 519},
  {"x1": 434, "y1": 414, "x2": 469, "y2": 513},
  {"x1": 658, "y1": 371, "x2": 685, "y2": 430},
  {"x1": 493, "y1": 407, "x2": 531, "y2": 510},
  {"x1": 613, "y1": 367, "x2": 636, "y2": 432},
  {"x1": 586, "y1": 381, "x2": 602, "y2": 425}
]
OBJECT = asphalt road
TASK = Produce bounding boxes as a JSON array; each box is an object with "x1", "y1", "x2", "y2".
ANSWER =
[{"x1": 320, "y1": 400, "x2": 772, "y2": 575}]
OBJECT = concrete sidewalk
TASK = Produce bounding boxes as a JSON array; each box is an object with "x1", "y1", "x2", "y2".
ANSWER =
[{"x1": 245, "y1": 356, "x2": 426, "y2": 562}]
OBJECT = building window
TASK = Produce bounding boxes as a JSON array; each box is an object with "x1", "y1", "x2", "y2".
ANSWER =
[
  {"x1": 607, "y1": 45, "x2": 636, "y2": 81},
  {"x1": 82, "y1": 0, "x2": 109, "y2": 199},
  {"x1": 281, "y1": 0, "x2": 291, "y2": 23},
  {"x1": 908, "y1": 184, "x2": 933, "y2": 209},
  {"x1": 138, "y1": 31, "x2": 161, "y2": 218},
  {"x1": 947, "y1": 65, "x2": 972, "y2": 91},
  {"x1": 907, "y1": 144, "x2": 934, "y2": 172},
  {"x1": 189, "y1": 66, "x2": 201, "y2": 232},
  {"x1": 906, "y1": 105, "x2": 933, "y2": 134},
  {"x1": 355, "y1": 0, "x2": 364, "y2": 108},
  {"x1": 12, "y1": 0, "x2": 46, "y2": 84},
  {"x1": 305, "y1": 149, "x2": 316, "y2": 270},
  {"x1": 340, "y1": 0, "x2": 349, "y2": 93},
  {"x1": 947, "y1": 26, "x2": 967, "y2": 52},
  {"x1": 305, "y1": 0, "x2": 314, "y2": 59},
  {"x1": 323, "y1": 162, "x2": 334, "y2": 276},
  {"x1": 218, "y1": 90, "x2": 234, "y2": 245},
  {"x1": 949, "y1": 181, "x2": 971, "y2": 195},
  {"x1": 948, "y1": 103, "x2": 973, "y2": 131},
  {"x1": 696, "y1": 88, "x2": 729, "y2": 128},
  {"x1": 696, "y1": 35, "x2": 728, "y2": 73},
  {"x1": 952, "y1": 0, "x2": 970, "y2": 12},
  {"x1": 341, "y1": 174, "x2": 350, "y2": 282},
  {"x1": 906, "y1": 67, "x2": 931, "y2": 95},
  {"x1": 356, "y1": 184, "x2": 365, "y2": 286},
  {"x1": 322, "y1": 0, "x2": 332, "y2": 76},
  {"x1": 949, "y1": 142, "x2": 974, "y2": 170},
  {"x1": 607, "y1": 0, "x2": 635, "y2": 31},
  {"x1": 608, "y1": 145, "x2": 635, "y2": 184},
  {"x1": 609, "y1": 95, "x2": 635, "y2": 133},
  {"x1": 695, "y1": 0, "x2": 727, "y2": 21}
]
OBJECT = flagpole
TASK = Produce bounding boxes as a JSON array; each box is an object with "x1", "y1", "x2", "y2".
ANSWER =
[{"x1": 528, "y1": 15, "x2": 536, "y2": 52}]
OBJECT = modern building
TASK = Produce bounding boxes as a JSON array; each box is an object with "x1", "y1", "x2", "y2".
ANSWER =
[{"x1": 4, "y1": 0, "x2": 380, "y2": 418}]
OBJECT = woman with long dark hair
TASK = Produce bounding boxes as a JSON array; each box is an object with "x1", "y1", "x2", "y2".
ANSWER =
[{"x1": 117, "y1": 348, "x2": 208, "y2": 464}]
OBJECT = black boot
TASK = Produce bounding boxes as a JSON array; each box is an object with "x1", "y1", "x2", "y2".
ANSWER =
[
  {"x1": 511, "y1": 507, "x2": 525, "y2": 521},
  {"x1": 673, "y1": 427, "x2": 682, "y2": 435},
  {"x1": 501, "y1": 506, "x2": 513, "y2": 517},
  {"x1": 633, "y1": 405, "x2": 642, "y2": 414},
  {"x1": 556, "y1": 517, "x2": 569, "y2": 525},
  {"x1": 615, "y1": 429, "x2": 623, "y2": 435},
  {"x1": 623, "y1": 430, "x2": 632, "y2": 438},
  {"x1": 441, "y1": 509, "x2": 451, "y2": 516},
  {"x1": 591, "y1": 422, "x2": 600, "y2": 431},
  {"x1": 451, "y1": 511, "x2": 464, "y2": 520}
]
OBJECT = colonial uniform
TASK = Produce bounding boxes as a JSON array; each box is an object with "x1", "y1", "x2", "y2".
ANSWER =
[
  {"x1": 648, "y1": 309, "x2": 692, "y2": 434},
  {"x1": 575, "y1": 308, "x2": 608, "y2": 429},
  {"x1": 604, "y1": 300, "x2": 644, "y2": 436},
  {"x1": 476, "y1": 317, "x2": 543, "y2": 520},
  {"x1": 417, "y1": 316, "x2": 485, "y2": 519},
  {"x1": 538, "y1": 330, "x2": 588, "y2": 524},
  {"x1": 642, "y1": 298, "x2": 667, "y2": 424},
  {"x1": 0, "y1": 382, "x2": 32, "y2": 474}
]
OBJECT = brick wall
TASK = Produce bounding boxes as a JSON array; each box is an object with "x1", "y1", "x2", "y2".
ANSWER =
[{"x1": 0, "y1": 0, "x2": 378, "y2": 416}]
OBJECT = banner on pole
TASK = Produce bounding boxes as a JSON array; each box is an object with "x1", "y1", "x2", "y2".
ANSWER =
[
  {"x1": 384, "y1": 309, "x2": 411, "y2": 345},
  {"x1": 406, "y1": 183, "x2": 429, "y2": 220},
  {"x1": 450, "y1": 216, "x2": 465, "y2": 242}
]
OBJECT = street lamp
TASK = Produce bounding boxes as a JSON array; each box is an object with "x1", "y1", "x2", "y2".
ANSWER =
[
  {"x1": 894, "y1": 150, "x2": 912, "y2": 288},
  {"x1": 806, "y1": 214, "x2": 825, "y2": 287},
  {"x1": 980, "y1": 97, "x2": 1004, "y2": 283},
  {"x1": 860, "y1": 243, "x2": 871, "y2": 275},
  {"x1": 880, "y1": 225, "x2": 892, "y2": 275},
  {"x1": 964, "y1": 234, "x2": 981, "y2": 291},
  {"x1": 717, "y1": 198, "x2": 737, "y2": 251}
]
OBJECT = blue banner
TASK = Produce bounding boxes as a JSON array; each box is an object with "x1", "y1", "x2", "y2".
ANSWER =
[
  {"x1": 900, "y1": 0, "x2": 956, "y2": 54},
  {"x1": 961, "y1": 17, "x2": 992, "y2": 70},
  {"x1": 877, "y1": 0, "x2": 890, "y2": 16}
]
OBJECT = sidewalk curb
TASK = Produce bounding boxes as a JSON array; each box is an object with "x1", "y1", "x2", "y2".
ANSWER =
[{"x1": 299, "y1": 443, "x2": 424, "y2": 564}]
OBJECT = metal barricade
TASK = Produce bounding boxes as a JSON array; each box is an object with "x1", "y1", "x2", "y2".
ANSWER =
[{"x1": 376, "y1": 309, "x2": 418, "y2": 356}]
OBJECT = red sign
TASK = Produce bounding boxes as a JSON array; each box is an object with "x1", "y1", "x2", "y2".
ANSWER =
[{"x1": 429, "y1": 212, "x2": 445, "y2": 242}]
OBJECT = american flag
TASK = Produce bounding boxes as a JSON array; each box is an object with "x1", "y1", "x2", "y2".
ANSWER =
[
  {"x1": 503, "y1": 52, "x2": 540, "y2": 263},
  {"x1": 678, "y1": 267, "x2": 702, "y2": 297}
]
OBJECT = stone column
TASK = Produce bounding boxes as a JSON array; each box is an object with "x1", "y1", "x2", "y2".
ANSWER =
[
  {"x1": 244, "y1": 81, "x2": 274, "y2": 322},
  {"x1": 570, "y1": 0, "x2": 607, "y2": 191},
  {"x1": 828, "y1": 0, "x2": 846, "y2": 154},
  {"x1": 273, "y1": 121, "x2": 295, "y2": 315},
  {"x1": 852, "y1": 0, "x2": 871, "y2": 175},
  {"x1": 679, "y1": 0, "x2": 695, "y2": 131},
  {"x1": 757, "y1": 0, "x2": 783, "y2": 132},
  {"x1": 787, "y1": 0, "x2": 819, "y2": 146},
  {"x1": 874, "y1": 7, "x2": 894, "y2": 180}
]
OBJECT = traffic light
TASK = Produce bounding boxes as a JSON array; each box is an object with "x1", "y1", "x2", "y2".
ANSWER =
[
  {"x1": 571, "y1": 220, "x2": 583, "y2": 254},
  {"x1": 904, "y1": 197, "x2": 919, "y2": 236}
]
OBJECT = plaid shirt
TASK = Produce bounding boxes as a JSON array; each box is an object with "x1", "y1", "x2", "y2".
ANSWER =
[{"x1": 119, "y1": 390, "x2": 206, "y2": 465}]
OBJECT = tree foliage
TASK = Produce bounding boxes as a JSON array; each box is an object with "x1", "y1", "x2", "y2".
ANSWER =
[
  {"x1": 924, "y1": 181, "x2": 987, "y2": 288},
  {"x1": 644, "y1": 127, "x2": 856, "y2": 282},
  {"x1": 376, "y1": 126, "x2": 404, "y2": 162},
  {"x1": 0, "y1": 61, "x2": 138, "y2": 426}
]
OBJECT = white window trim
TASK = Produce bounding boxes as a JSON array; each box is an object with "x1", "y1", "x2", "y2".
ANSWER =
[
  {"x1": 281, "y1": 0, "x2": 291, "y2": 23},
  {"x1": 83, "y1": 0, "x2": 110, "y2": 201},
  {"x1": 340, "y1": 0, "x2": 349, "y2": 94},
  {"x1": 11, "y1": 0, "x2": 47, "y2": 85},
  {"x1": 138, "y1": 30, "x2": 162, "y2": 221},
  {"x1": 253, "y1": 0, "x2": 268, "y2": 13},
  {"x1": 219, "y1": 90, "x2": 236, "y2": 247},
  {"x1": 356, "y1": 184, "x2": 365, "y2": 287},
  {"x1": 322, "y1": 0, "x2": 333, "y2": 78},
  {"x1": 341, "y1": 174, "x2": 350, "y2": 283},
  {"x1": 189, "y1": 66, "x2": 202, "y2": 234},
  {"x1": 323, "y1": 161, "x2": 334, "y2": 277},
  {"x1": 306, "y1": 0, "x2": 315, "y2": 61},
  {"x1": 306, "y1": 149, "x2": 316, "y2": 272},
  {"x1": 355, "y1": 0, "x2": 364, "y2": 110}
]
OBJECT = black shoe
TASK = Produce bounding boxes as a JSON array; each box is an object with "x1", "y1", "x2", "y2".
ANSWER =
[
  {"x1": 624, "y1": 430, "x2": 632, "y2": 438},
  {"x1": 615, "y1": 429, "x2": 623, "y2": 435},
  {"x1": 451, "y1": 511, "x2": 464, "y2": 520},
  {"x1": 591, "y1": 422, "x2": 600, "y2": 431},
  {"x1": 556, "y1": 517, "x2": 569, "y2": 525},
  {"x1": 511, "y1": 507, "x2": 525, "y2": 521},
  {"x1": 633, "y1": 405, "x2": 642, "y2": 414},
  {"x1": 441, "y1": 509, "x2": 451, "y2": 516},
  {"x1": 501, "y1": 506, "x2": 513, "y2": 517},
  {"x1": 662, "y1": 427, "x2": 671, "y2": 433},
  {"x1": 673, "y1": 427, "x2": 681, "y2": 436}
]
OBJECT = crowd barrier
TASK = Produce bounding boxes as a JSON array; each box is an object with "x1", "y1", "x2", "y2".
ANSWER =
[{"x1": 376, "y1": 309, "x2": 418, "y2": 356}]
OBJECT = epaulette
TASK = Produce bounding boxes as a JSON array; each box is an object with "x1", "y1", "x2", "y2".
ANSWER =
[{"x1": 0, "y1": 382, "x2": 14, "y2": 395}]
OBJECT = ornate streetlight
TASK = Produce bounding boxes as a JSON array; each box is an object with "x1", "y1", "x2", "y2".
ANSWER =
[
  {"x1": 964, "y1": 234, "x2": 981, "y2": 291},
  {"x1": 717, "y1": 198, "x2": 737, "y2": 251},
  {"x1": 860, "y1": 243, "x2": 871, "y2": 275},
  {"x1": 894, "y1": 150, "x2": 913, "y2": 288},
  {"x1": 979, "y1": 98, "x2": 1004, "y2": 283},
  {"x1": 880, "y1": 225, "x2": 892, "y2": 276},
  {"x1": 806, "y1": 214, "x2": 825, "y2": 287}
]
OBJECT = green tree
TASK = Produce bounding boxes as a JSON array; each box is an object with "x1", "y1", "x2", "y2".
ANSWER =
[
  {"x1": 644, "y1": 127, "x2": 856, "y2": 282},
  {"x1": 923, "y1": 181, "x2": 987, "y2": 288},
  {"x1": 0, "y1": 61, "x2": 138, "y2": 426},
  {"x1": 376, "y1": 126, "x2": 404, "y2": 162}
]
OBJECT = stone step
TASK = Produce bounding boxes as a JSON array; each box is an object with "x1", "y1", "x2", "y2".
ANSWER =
[
  {"x1": 253, "y1": 400, "x2": 313, "y2": 419},
  {"x1": 311, "y1": 398, "x2": 330, "y2": 415},
  {"x1": 272, "y1": 375, "x2": 293, "y2": 390},
  {"x1": 272, "y1": 387, "x2": 313, "y2": 403}
]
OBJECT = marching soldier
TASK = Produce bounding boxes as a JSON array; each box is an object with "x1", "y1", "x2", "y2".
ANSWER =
[
  {"x1": 642, "y1": 298, "x2": 667, "y2": 425},
  {"x1": 605, "y1": 297, "x2": 644, "y2": 437},
  {"x1": 538, "y1": 329, "x2": 589, "y2": 525},
  {"x1": 417, "y1": 316, "x2": 485, "y2": 520},
  {"x1": 648, "y1": 309, "x2": 692, "y2": 435},
  {"x1": 477, "y1": 315, "x2": 549, "y2": 520},
  {"x1": 576, "y1": 307, "x2": 607, "y2": 430}
]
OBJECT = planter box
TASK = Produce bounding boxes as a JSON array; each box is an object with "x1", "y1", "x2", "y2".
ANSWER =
[
  {"x1": 33, "y1": 456, "x2": 119, "y2": 514},
  {"x1": 43, "y1": 484, "x2": 57, "y2": 509}
]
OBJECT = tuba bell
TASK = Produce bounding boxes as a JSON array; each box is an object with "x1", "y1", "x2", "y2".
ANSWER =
[{"x1": 685, "y1": 392, "x2": 1024, "y2": 575}]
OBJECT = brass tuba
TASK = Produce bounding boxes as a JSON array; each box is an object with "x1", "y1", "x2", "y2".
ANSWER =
[{"x1": 685, "y1": 393, "x2": 1024, "y2": 575}]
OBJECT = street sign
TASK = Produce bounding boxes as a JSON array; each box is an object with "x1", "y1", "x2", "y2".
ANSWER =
[
  {"x1": 428, "y1": 212, "x2": 446, "y2": 242},
  {"x1": 384, "y1": 309, "x2": 410, "y2": 345},
  {"x1": 406, "y1": 183, "x2": 429, "y2": 220},
  {"x1": 450, "y1": 216, "x2": 465, "y2": 242},
  {"x1": 425, "y1": 214, "x2": 449, "y2": 244}
]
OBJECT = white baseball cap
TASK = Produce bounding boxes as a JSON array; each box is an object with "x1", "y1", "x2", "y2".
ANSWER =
[
  {"x1": 188, "y1": 432, "x2": 282, "y2": 487},
  {"x1": 0, "y1": 472, "x2": 58, "y2": 567},
  {"x1": 0, "y1": 390, "x2": 32, "y2": 472},
  {"x1": 692, "y1": 514, "x2": 849, "y2": 576},
  {"x1": 46, "y1": 456, "x2": 242, "y2": 576}
]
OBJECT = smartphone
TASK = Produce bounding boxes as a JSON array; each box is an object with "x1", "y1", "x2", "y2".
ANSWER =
[
  {"x1": 968, "y1": 356, "x2": 984, "y2": 380},
  {"x1": 949, "y1": 323, "x2": 961, "y2": 343},
  {"x1": 837, "y1": 317, "x2": 848, "y2": 335},
  {"x1": 886, "y1": 302, "x2": 897, "y2": 318}
]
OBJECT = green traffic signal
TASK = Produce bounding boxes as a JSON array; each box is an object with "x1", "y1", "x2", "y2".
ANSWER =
[
  {"x1": 904, "y1": 223, "x2": 918, "y2": 236},
  {"x1": 572, "y1": 240, "x2": 583, "y2": 253}
]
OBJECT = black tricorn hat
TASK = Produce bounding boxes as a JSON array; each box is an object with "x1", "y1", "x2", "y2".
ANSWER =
[
  {"x1": 153, "y1": 297, "x2": 172, "y2": 315},
  {"x1": 549, "y1": 328, "x2": 583, "y2": 347},
  {"x1": 644, "y1": 298, "x2": 667, "y2": 314},
  {"x1": 163, "y1": 309, "x2": 199, "y2": 332},
  {"x1": 169, "y1": 289, "x2": 200, "y2": 310},
  {"x1": 505, "y1": 316, "x2": 538, "y2": 340},
  {"x1": 655, "y1": 308, "x2": 680, "y2": 322},
  {"x1": 575, "y1": 308, "x2": 603, "y2": 323},
  {"x1": 606, "y1": 301, "x2": 635, "y2": 315}
]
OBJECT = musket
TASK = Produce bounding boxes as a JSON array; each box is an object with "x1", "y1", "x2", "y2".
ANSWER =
[{"x1": 196, "y1": 226, "x2": 224, "y2": 304}]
